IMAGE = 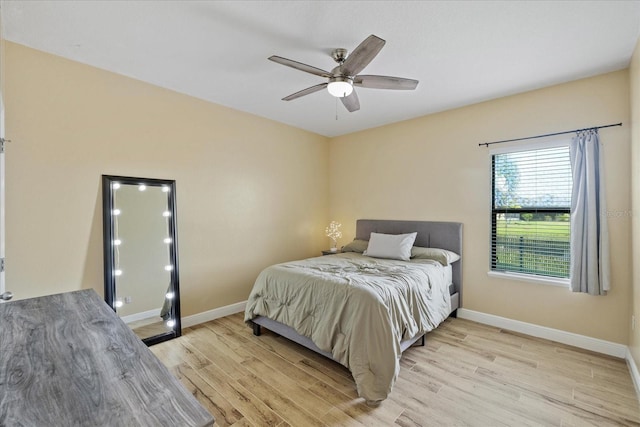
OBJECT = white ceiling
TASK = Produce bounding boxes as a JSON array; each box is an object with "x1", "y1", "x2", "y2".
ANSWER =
[{"x1": 2, "y1": 1, "x2": 640, "y2": 137}]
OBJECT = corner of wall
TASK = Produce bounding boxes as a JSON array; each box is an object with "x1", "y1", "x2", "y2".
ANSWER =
[{"x1": 629, "y1": 30, "x2": 640, "y2": 390}]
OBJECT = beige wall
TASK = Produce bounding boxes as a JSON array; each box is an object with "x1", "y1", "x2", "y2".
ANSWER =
[
  {"x1": 330, "y1": 70, "x2": 631, "y2": 344},
  {"x1": 4, "y1": 42, "x2": 329, "y2": 316},
  {"x1": 630, "y1": 37, "x2": 640, "y2": 372},
  {"x1": 4, "y1": 40, "x2": 636, "y2": 347}
]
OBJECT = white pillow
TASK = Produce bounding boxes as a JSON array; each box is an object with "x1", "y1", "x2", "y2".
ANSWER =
[{"x1": 363, "y1": 232, "x2": 417, "y2": 261}]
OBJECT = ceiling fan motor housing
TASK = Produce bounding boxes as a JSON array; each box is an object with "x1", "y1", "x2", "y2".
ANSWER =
[
  {"x1": 331, "y1": 48, "x2": 348, "y2": 64},
  {"x1": 328, "y1": 76, "x2": 353, "y2": 85}
]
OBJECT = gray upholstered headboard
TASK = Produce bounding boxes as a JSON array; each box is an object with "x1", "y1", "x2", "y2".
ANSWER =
[{"x1": 355, "y1": 219, "x2": 463, "y2": 304}]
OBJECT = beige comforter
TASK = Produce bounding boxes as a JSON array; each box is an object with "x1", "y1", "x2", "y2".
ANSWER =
[{"x1": 244, "y1": 252, "x2": 451, "y2": 404}]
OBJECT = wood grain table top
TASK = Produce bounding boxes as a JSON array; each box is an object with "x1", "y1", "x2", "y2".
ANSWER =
[{"x1": 0, "y1": 289, "x2": 214, "y2": 427}]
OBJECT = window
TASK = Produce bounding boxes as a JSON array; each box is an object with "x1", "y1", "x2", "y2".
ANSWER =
[{"x1": 491, "y1": 145, "x2": 572, "y2": 280}]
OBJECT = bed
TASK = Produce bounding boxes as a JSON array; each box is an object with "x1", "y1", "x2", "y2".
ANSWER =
[{"x1": 244, "y1": 219, "x2": 462, "y2": 405}]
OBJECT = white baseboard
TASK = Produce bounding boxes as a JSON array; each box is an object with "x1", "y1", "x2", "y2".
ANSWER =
[
  {"x1": 121, "y1": 308, "x2": 161, "y2": 324},
  {"x1": 181, "y1": 300, "x2": 247, "y2": 328},
  {"x1": 457, "y1": 308, "x2": 628, "y2": 358},
  {"x1": 182, "y1": 304, "x2": 629, "y2": 357},
  {"x1": 627, "y1": 348, "x2": 640, "y2": 401}
]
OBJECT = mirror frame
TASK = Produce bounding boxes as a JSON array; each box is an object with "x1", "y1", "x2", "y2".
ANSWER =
[{"x1": 102, "y1": 175, "x2": 182, "y2": 346}]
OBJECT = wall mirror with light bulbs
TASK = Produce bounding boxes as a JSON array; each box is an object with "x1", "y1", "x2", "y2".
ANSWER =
[{"x1": 102, "y1": 175, "x2": 181, "y2": 346}]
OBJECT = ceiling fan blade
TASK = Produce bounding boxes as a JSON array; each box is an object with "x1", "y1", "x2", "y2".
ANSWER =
[
  {"x1": 341, "y1": 35, "x2": 386, "y2": 76},
  {"x1": 354, "y1": 75, "x2": 419, "y2": 90},
  {"x1": 341, "y1": 90, "x2": 360, "y2": 112},
  {"x1": 268, "y1": 55, "x2": 332, "y2": 78},
  {"x1": 282, "y1": 83, "x2": 328, "y2": 101}
]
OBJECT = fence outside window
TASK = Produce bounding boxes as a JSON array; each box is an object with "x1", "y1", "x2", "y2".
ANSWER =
[{"x1": 493, "y1": 233, "x2": 570, "y2": 278}]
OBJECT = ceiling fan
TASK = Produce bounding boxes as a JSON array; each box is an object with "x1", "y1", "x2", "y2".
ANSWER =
[{"x1": 268, "y1": 34, "x2": 419, "y2": 112}]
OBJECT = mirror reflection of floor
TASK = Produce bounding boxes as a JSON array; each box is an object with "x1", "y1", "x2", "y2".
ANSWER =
[{"x1": 127, "y1": 318, "x2": 172, "y2": 341}]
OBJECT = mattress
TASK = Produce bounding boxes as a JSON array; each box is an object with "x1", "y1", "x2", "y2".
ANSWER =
[{"x1": 244, "y1": 252, "x2": 452, "y2": 404}]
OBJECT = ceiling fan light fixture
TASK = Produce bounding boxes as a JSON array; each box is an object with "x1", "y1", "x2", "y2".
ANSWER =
[{"x1": 327, "y1": 77, "x2": 353, "y2": 98}]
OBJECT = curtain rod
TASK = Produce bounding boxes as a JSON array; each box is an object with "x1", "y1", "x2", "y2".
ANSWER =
[{"x1": 478, "y1": 122, "x2": 622, "y2": 147}]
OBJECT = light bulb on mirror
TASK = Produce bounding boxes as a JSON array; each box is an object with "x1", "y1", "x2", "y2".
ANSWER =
[
  {"x1": 163, "y1": 238, "x2": 172, "y2": 244},
  {"x1": 113, "y1": 239, "x2": 122, "y2": 246},
  {"x1": 113, "y1": 209, "x2": 121, "y2": 216},
  {"x1": 114, "y1": 299, "x2": 124, "y2": 308},
  {"x1": 112, "y1": 183, "x2": 121, "y2": 190},
  {"x1": 138, "y1": 184, "x2": 146, "y2": 191},
  {"x1": 162, "y1": 186, "x2": 170, "y2": 193},
  {"x1": 162, "y1": 211, "x2": 171, "y2": 217},
  {"x1": 164, "y1": 265, "x2": 173, "y2": 271},
  {"x1": 166, "y1": 319, "x2": 176, "y2": 328},
  {"x1": 114, "y1": 269, "x2": 123, "y2": 276},
  {"x1": 165, "y1": 292, "x2": 175, "y2": 300}
]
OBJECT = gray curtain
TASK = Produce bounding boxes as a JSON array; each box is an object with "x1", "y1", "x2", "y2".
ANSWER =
[{"x1": 569, "y1": 130, "x2": 610, "y2": 294}]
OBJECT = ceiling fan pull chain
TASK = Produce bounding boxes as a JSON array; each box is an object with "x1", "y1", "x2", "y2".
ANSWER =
[{"x1": 335, "y1": 97, "x2": 338, "y2": 121}]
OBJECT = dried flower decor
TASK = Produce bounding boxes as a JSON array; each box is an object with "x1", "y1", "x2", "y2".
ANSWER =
[{"x1": 325, "y1": 221, "x2": 342, "y2": 251}]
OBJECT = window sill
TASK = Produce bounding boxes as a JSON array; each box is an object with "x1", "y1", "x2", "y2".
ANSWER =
[{"x1": 487, "y1": 271, "x2": 570, "y2": 288}]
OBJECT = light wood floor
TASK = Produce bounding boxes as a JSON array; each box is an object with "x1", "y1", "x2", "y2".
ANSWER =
[{"x1": 151, "y1": 313, "x2": 640, "y2": 426}]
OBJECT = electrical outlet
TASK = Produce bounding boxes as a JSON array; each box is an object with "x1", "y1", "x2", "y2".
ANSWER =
[{"x1": 124, "y1": 296, "x2": 132, "y2": 304}]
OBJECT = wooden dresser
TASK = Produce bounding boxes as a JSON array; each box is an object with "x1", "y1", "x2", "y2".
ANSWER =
[{"x1": 0, "y1": 289, "x2": 214, "y2": 426}]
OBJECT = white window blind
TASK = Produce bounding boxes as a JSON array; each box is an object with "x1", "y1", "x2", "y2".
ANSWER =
[{"x1": 491, "y1": 145, "x2": 572, "y2": 279}]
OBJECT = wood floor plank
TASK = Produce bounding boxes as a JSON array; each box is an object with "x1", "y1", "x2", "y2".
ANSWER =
[
  {"x1": 240, "y1": 356, "x2": 333, "y2": 419},
  {"x1": 236, "y1": 372, "x2": 326, "y2": 427},
  {"x1": 228, "y1": 418, "x2": 254, "y2": 427},
  {"x1": 240, "y1": 341, "x2": 321, "y2": 388},
  {"x1": 517, "y1": 392, "x2": 604, "y2": 427},
  {"x1": 149, "y1": 338, "x2": 187, "y2": 368},
  {"x1": 423, "y1": 381, "x2": 515, "y2": 426},
  {"x1": 322, "y1": 407, "x2": 368, "y2": 427},
  {"x1": 572, "y1": 384, "x2": 640, "y2": 423},
  {"x1": 478, "y1": 367, "x2": 640, "y2": 426},
  {"x1": 295, "y1": 357, "x2": 359, "y2": 397},
  {"x1": 395, "y1": 373, "x2": 441, "y2": 397},
  {"x1": 182, "y1": 330, "x2": 251, "y2": 380},
  {"x1": 177, "y1": 340, "x2": 214, "y2": 370},
  {"x1": 214, "y1": 314, "x2": 248, "y2": 335},
  {"x1": 464, "y1": 334, "x2": 539, "y2": 368},
  {"x1": 475, "y1": 364, "x2": 575, "y2": 401},
  {"x1": 309, "y1": 377, "x2": 405, "y2": 427},
  {"x1": 389, "y1": 379, "x2": 466, "y2": 427},
  {"x1": 445, "y1": 318, "x2": 524, "y2": 345},
  {"x1": 404, "y1": 344, "x2": 480, "y2": 377},
  {"x1": 244, "y1": 331, "x2": 307, "y2": 364},
  {"x1": 187, "y1": 325, "x2": 246, "y2": 363},
  {"x1": 394, "y1": 408, "x2": 457, "y2": 427},
  {"x1": 404, "y1": 351, "x2": 540, "y2": 426},
  {"x1": 414, "y1": 361, "x2": 522, "y2": 405},
  {"x1": 152, "y1": 315, "x2": 640, "y2": 426},
  {"x1": 427, "y1": 330, "x2": 498, "y2": 365},
  {"x1": 197, "y1": 363, "x2": 284, "y2": 427},
  {"x1": 169, "y1": 362, "x2": 243, "y2": 427},
  {"x1": 591, "y1": 364, "x2": 639, "y2": 397},
  {"x1": 335, "y1": 398, "x2": 405, "y2": 426}
]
